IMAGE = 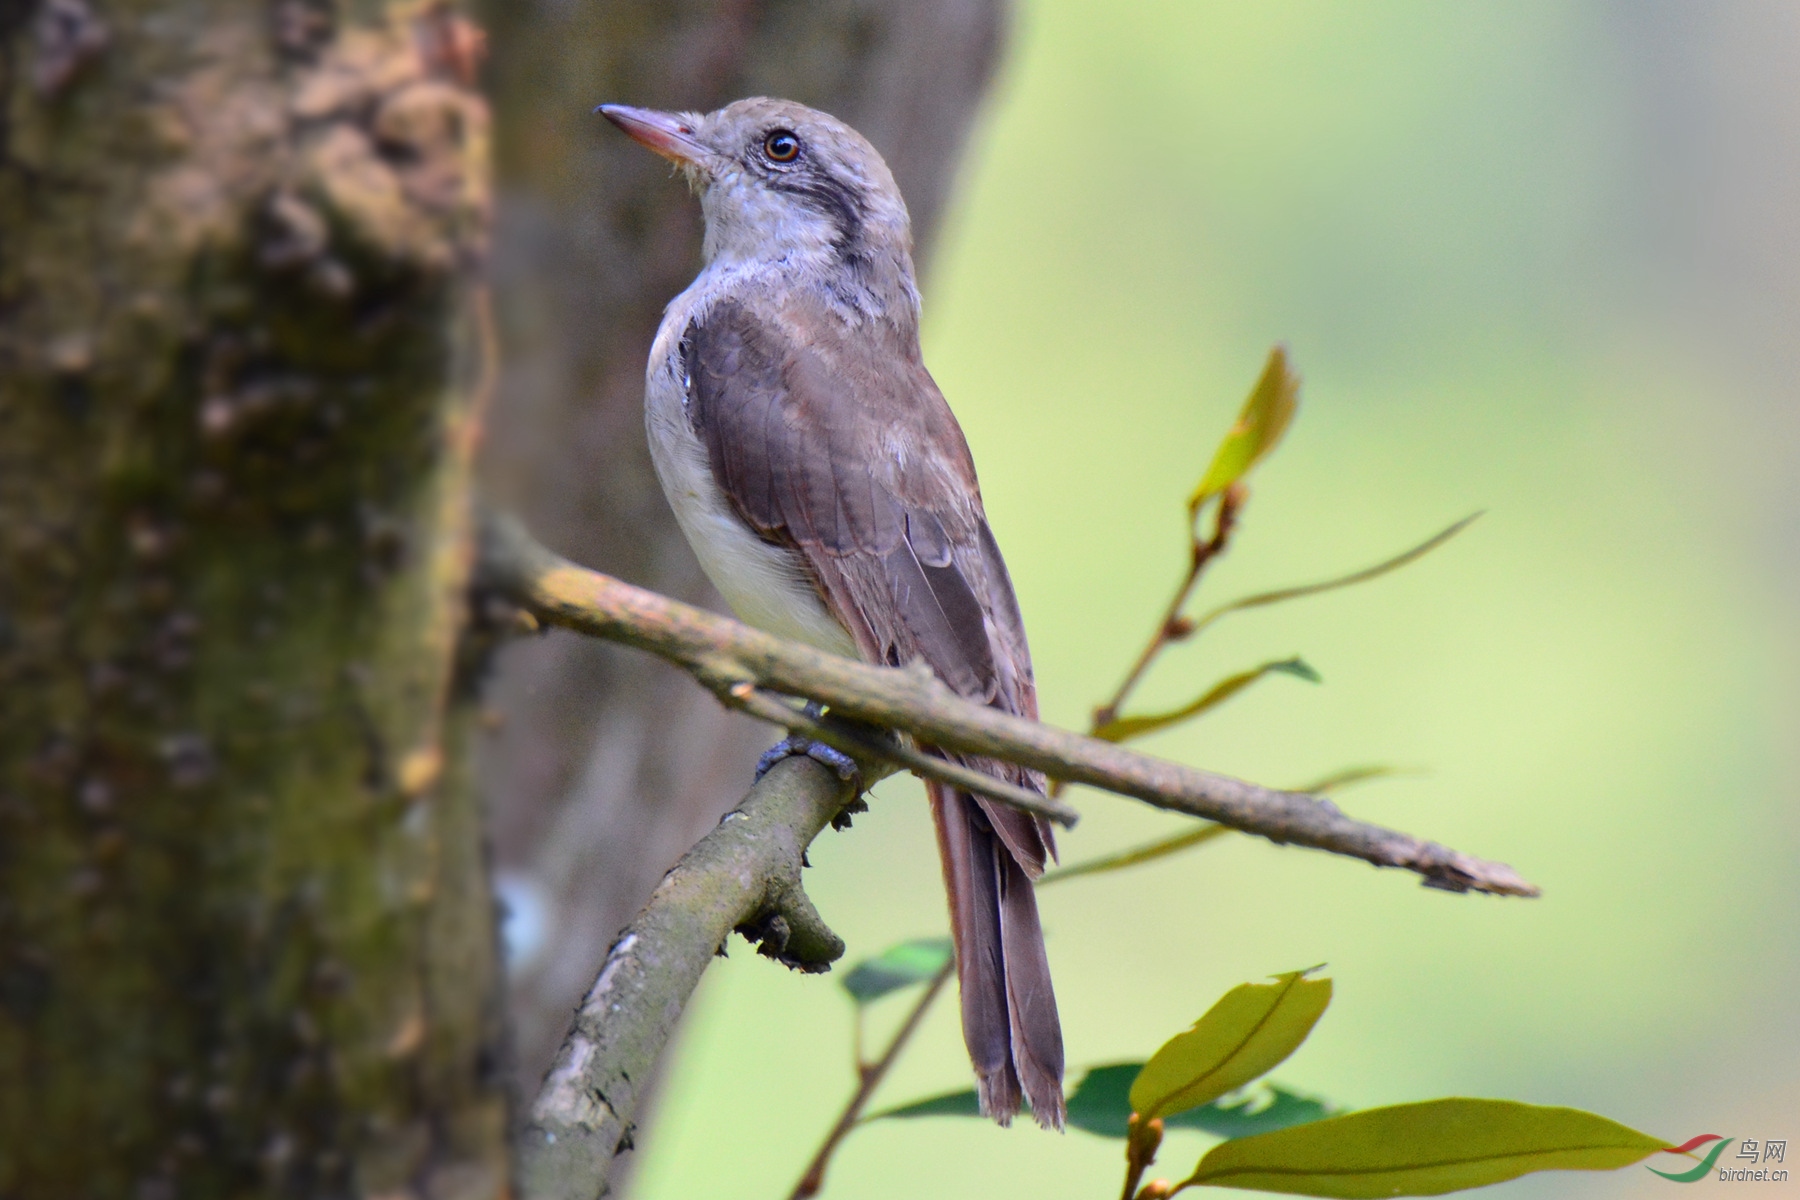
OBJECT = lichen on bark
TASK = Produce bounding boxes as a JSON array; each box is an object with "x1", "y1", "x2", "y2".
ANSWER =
[{"x1": 0, "y1": 1, "x2": 506, "y2": 1195}]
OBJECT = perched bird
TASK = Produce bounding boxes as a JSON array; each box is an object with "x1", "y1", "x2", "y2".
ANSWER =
[{"x1": 600, "y1": 97, "x2": 1064, "y2": 1129}]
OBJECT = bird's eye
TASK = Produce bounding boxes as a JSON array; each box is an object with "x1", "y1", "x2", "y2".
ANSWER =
[{"x1": 763, "y1": 129, "x2": 801, "y2": 163}]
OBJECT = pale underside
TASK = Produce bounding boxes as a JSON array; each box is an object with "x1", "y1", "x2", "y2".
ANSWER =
[{"x1": 644, "y1": 276, "x2": 862, "y2": 661}]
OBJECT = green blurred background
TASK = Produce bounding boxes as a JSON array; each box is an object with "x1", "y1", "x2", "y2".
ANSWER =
[{"x1": 634, "y1": 3, "x2": 1799, "y2": 1196}]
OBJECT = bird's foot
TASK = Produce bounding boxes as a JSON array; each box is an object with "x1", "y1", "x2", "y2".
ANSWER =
[
  {"x1": 754, "y1": 733, "x2": 860, "y2": 784},
  {"x1": 754, "y1": 702, "x2": 880, "y2": 829},
  {"x1": 755, "y1": 700, "x2": 864, "y2": 792}
]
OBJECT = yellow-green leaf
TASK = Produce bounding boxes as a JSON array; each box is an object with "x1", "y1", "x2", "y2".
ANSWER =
[
  {"x1": 1185, "y1": 1098, "x2": 1668, "y2": 1197},
  {"x1": 1129, "y1": 970, "x2": 1331, "y2": 1121},
  {"x1": 1039, "y1": 824, "x2": 1231, "y2": 886},
  {"x1": 1187, "y1": 513, "x2": 1480, "y2": 640},
  {"x1": 1189, "y1": 347, "x2": 1299, "y2": 513},
  {"x1": 1095, "y1": 658, "x2": 1318, "y2": 744}
]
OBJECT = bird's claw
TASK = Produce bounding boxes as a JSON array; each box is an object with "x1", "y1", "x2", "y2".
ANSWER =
[{"x1": 755, "y1": 735, "x2": 860, "y2": 785}]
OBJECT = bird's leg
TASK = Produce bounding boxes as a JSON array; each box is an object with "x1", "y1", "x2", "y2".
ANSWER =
[{"x1": 755, "y1": 700, "x2": 863, "y2": 785}]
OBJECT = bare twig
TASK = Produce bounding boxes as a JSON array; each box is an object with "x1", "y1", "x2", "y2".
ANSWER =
[
  {"x1": 518, "y1": 755, "x2": 859, "y2": 1200},
  {"x1": 1039, "y1": 764, "x2": 1406, "y2": 886},
  {"x1": 478, "y1": 512, "x2": 1539, "y2": 898},
  {"x1": 789, "y1": 961, "x2": 955, "y2": 1199},
  {"x1": 1093, "y1": 483, "x2": 1244, "y2": 730}
]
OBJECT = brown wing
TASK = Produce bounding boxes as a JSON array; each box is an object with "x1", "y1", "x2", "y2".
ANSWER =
[
  {"x1": 685, "y1": 292, "x2": 1065, "y2": 1127},
  {"x1": 684, "y1": 294, "x2": 1047, "y2": 840}
]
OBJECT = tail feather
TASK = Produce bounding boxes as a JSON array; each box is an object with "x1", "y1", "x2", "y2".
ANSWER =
[
  {"x1": 929, "y1": 780, "x2": 1065, "y2": 1129},
  {"x1": 997, "y1": 840, "x2": 1064, "y2": 1128}
]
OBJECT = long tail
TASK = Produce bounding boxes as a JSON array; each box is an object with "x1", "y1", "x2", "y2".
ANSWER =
[{"x1": 928, "y1": 780, "x2": 1065, "y2": 1129}]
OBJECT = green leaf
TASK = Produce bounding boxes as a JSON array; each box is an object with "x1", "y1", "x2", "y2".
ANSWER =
[
  {"x1": 870, "y1": 1070, "x2": 1337, "y2": 1141},
  {"x1": 1184, "y1": 1098, "x2": 1669, "y2": 1197},
  {"x1": 1039, "y1": 824, "x2": 1232, "y2": 886},
  {"x1": 872, "y1": 1070, "x2": 1128, "y2": 1131},
  {"x1": 1188, "y1": 514, "x2": 1480, "y2": 641},
  {"x1": 869, "y1": 1088, "x2": 983, "y2": 1122},
  {"x1": 1178, "y1": 1085, "x2": 1338, "y2": 1140},
  {"x1": 839, "y1": 937, "x2": 952, "y2": 1004},
  {"x1": 1130, "y1": 970, "x2": 1332, "y2": 1121},
  {"x1": 1064, "y1": 1064, "x2": 1336, "y2": 1140},
  {"x1": 1095, "y1": 658, "x2": 1319, "y2": 744},
  {"x1": 1189, "y1": 347, "x2": 1300, "y2": 513},
  {"x1": 1063, "y1": 1063, "x2": 1140, "y2": 1136}
]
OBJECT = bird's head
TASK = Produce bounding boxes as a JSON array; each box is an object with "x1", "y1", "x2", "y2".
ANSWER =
[{"x1": 599, "y1": 98, "x2": 917, "y2": 314}]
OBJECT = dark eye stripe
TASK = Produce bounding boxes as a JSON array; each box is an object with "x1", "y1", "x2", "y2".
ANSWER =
[{"x1": 772, "y1": 174, "x2": 865, "y2": 250}]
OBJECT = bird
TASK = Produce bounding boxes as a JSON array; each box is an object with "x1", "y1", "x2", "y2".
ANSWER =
[{"x1": 599, "y1": 97, "x2": 1065, "y2": 1129}]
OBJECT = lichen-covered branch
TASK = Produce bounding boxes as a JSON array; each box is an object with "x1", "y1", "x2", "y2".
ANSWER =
[
  {"x1": 480, "y1": 513, "x2": 1540, "y2": 898},
  {"x1": 517, "y1": 755, "x2": 858, "y2": 1200}
]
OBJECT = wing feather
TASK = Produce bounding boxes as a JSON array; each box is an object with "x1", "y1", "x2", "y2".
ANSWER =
[
  {"x1": 688, "y1": 297, "x2": 1025, "y2": 713},
  {"x1": 686, "y1": 292, "x2": 1065, "y2": 1126}
]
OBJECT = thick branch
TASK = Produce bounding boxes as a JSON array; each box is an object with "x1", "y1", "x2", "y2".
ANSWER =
[
  {"x1": 518, "y1": 755, "x2": 857, "y2": 1200},
  {"x1": 480, "y1": 514, "x2": 1538, "y2": 898}
]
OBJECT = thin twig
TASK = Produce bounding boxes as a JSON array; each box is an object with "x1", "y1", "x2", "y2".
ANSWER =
[
  {"x1": 789, "y1": 961, "x2": 955, "y2": 1199},
  {"x1": 1038, "y1": 765, "x2": 1409, "y2": 887},
  {"x1": 1092, "y1": 484, "x2": 1243, "y2": 729},
  {"x1": 479, "y1": 512, "x2": 1540, "y2": 898},
  {"x1": 725, "y1": 683, "x2": 1080, "y2": 827}
]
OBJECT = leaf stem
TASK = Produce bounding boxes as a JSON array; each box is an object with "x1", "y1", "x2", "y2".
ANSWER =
[
  {"x1": 789, "y1": 961, "x2": 956, "y2": 1199},
  {"x1": 1121, "y1": 1115, "x2": 1165, "y2": 1200},
  {"x1": 1184, "y1": 512, "x2": 1481, "y2": 640},
  {"x1": 1089, "y1": 484, "x2": 1244, "y2": 735}
]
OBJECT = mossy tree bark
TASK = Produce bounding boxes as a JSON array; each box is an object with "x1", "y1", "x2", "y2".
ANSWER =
[{"x1": 0, "y1": 1, "x2": 506, "y2": 1196}]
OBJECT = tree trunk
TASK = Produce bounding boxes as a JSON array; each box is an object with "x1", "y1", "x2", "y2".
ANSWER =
[
  {"x1": 474, "y1": 0, "x2": 1009, "y2": 1101},
  {"x1": 0, "y1": 1, "x2": 506, "y2": 1195}
]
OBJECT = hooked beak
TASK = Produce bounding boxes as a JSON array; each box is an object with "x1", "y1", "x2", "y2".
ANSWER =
[{"x1": 596, "y1": 104, "x2": 707, "y2": 167}]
